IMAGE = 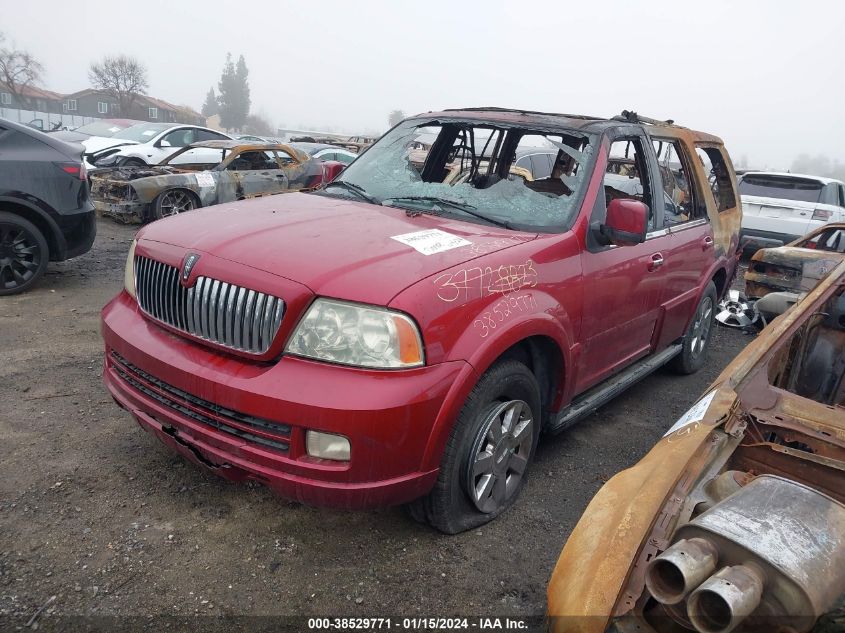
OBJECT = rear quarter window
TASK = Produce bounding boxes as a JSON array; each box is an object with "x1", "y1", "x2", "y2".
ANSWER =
[{"x1": 695, "y1": 146, "x2": 736, "y2": 212}]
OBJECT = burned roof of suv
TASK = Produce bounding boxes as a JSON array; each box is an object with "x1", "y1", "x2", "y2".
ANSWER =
[{"x1": 411, "y1": 107, "x2": 723, "y2": 143}]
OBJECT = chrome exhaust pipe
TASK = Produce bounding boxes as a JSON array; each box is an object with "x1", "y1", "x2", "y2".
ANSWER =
[
  {"x1": 644, "y1": 538, "x2": 719, "y2": 605},
  {"x1": 687, "y1": 565, "x2": 764, "y2": 633}
]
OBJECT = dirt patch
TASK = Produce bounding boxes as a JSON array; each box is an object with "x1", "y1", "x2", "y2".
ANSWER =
[{"x1": 0, "y1": 219, "x2": 752, "y2": 629}]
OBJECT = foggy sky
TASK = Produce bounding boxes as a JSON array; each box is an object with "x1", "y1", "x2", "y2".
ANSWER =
[{"x1": 3, "y1": 0, "x2": 844, "y2": 169}]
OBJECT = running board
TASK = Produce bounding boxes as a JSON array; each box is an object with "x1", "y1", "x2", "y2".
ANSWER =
[{"x1": 548, "y1": 344, "x2": 683, "y2": 434}]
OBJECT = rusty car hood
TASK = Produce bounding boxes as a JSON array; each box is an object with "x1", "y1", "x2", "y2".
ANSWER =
[
  {"x1": 755, "y1": 246, "x2": 844, "y2": 277},
  {"x1": 746, "y1": 245, "x2": 845, "y2": 298},
  {"x1": 137, "y1": 192, "x2": 537, "y2": 305}
]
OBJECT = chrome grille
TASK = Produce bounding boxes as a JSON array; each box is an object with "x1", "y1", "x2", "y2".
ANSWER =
[{"x1": 135, "y1": 255, "x2": 285, "y2": 354}]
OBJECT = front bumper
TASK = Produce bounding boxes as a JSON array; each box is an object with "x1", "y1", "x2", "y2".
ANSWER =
[
  {"x1": 93, "y1": 199, "x2": 147, "y2": 224},
  {"x1": 56, "y1": 208, "x2": 97, "y2": 260},
  {"x1": 101, "y1": 291, "x2": 471, "y2": 509}
]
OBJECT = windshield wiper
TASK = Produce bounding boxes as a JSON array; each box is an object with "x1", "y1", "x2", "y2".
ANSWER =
[
  {"x1": 321, "y1": 180, "x2": 380, "y2": 204},
  {"x1": 382, "y1": 196, "x2": 512, "y2": 229}
]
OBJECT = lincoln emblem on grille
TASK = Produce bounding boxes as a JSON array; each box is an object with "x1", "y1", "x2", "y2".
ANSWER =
[{"x1": 181, "y1": 253, "x2": 200, "y2": 282}]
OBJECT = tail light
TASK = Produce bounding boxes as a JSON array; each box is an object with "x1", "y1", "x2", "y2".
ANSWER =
[
  {"x1": 811, "y1": 208, "x2": 832, "y2": 221},
  {"x1": 55, "y1": 161, "x2": 87, "y2": 180}
]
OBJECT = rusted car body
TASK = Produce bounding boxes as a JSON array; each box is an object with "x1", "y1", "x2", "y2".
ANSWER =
[
  {"x1": 90, "y1": 140, "x2": 331, "y2": 223},
  {"x1": 745, "y1": 222, "x2": 845, "y2": 300},
  {"x1": 548, "y1": 260, "x2": 845, "y2": 633}
]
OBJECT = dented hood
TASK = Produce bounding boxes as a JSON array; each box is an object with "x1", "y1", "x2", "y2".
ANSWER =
[
  {"x1": 137, "y1": 192, "x2": 536, "y2": 305},
  {"x1": 81, "y1": 135, "x2": 139, "y2": 154}
]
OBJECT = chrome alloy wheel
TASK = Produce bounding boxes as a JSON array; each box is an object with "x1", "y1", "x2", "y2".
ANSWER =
[
  {"x1": 466, "y1": 399, "x2": 534, "y2": 514},
  {"x1": 158, "y1": 190, "x2": 196, "y2": 217},
  {"x1": 690, "y1": 294, "x2": 714, "y2": 356},
  {"x1": 715, "y1": 289, "x2": 757, "y2": 329}
]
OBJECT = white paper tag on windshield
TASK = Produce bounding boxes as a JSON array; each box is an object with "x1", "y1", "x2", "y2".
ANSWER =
[
  {"x1": 195, "y1": 172, "x2": 215, "y2": 188},
  {"x1": 391, "y1": 229, "x2": 471, "y2": 256},
  {"x1": 663, "y1": 390, "x2": 717, "y2": 437}
]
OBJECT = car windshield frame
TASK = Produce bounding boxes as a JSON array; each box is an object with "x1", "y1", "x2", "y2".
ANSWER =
[
  {"x1": 317, "y1": 117, "x2": 597, "y2": 233},
  {"x1": 111, "y1": 123, "x2": 172, "y2": 143}
]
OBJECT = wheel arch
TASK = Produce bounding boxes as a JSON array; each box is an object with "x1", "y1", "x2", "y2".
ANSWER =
[
  {"x1": 419, "y1": 313, "x2": 573, "y2": 473},
  {"x1": 711, "y1": 266, "x2": 728, "y2": 301}
]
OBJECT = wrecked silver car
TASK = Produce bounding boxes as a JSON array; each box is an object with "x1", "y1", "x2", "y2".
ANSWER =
[{"x1": 90, "y1": 140, "x2": 336, "y2": 223}]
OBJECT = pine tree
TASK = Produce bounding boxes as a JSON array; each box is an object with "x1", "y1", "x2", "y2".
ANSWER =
[
  {"x1": 217, "y1": 54, "x2": 238, "y2": 130},
  {"x1": 201, "y1": 87, "x2": 218, "y2": 117},
  {"x1": 235, "y1": 55, "x2": 251, "y2": 128}
]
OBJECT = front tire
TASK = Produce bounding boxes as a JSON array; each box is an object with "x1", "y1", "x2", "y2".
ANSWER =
[
  {"x1": 407, "y1": 360, "x2": 541, "y2": 534},
  {"x1": 152, "y1": 189, "x2": 198, "y2": 220},
  {"x1": 670, "y1": 281, "x2": 717, "y2": 375},
  {"x1": 0, "y1": 211, "x2": 49, "y2": 296}
]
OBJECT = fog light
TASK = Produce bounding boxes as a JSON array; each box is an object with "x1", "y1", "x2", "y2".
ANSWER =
[{"x1": 306, "y1": 431, "x2": 350, "y2": 461}]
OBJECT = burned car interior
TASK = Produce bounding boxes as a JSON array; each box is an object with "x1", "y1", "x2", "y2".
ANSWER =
[
  {"x1": 324, "y1": 117, "x2": 596, "y2": 230},
  {"x1": 613, "y1": 275, "x2": 845, "y2": 633}
]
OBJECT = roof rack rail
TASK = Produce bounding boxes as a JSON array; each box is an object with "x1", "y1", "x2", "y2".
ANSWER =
[{"x1": 613, "y1": 110, "x2": 675, "y2": 126}]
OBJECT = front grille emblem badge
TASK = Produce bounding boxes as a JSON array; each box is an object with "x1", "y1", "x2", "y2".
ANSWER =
[{"x1": 181, "y1": 253, "x2": 200, "y2": 282}]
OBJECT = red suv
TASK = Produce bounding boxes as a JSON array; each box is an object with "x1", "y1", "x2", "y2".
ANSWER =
[{"x1": 101, "y1": 109, "x2": 742, "y2": 533}]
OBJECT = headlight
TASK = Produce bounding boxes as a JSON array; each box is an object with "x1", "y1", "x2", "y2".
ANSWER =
[
  {"x1": 286, "y1": 298, "x2": 424, "y2": 369},
  {"x1": 124, "y1": 239, "x2": 137, "y2": 299}
]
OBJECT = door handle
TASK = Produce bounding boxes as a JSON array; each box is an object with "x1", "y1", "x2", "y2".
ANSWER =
[
  {"x1": 648, "y1": 253, "x2": 664, "y2": 271},
  {"x1": 702, "y1": 236, "x2": 714, "y2": 249}
]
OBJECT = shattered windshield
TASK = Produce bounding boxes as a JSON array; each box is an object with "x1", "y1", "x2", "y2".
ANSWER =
[{"x1": 320, "y1": 118, "x2": 595, "y2": 231}]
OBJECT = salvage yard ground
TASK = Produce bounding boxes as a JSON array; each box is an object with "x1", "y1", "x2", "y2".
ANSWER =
[{"x1": 0, "y1": 220, "x2": 750, "y2": 625}]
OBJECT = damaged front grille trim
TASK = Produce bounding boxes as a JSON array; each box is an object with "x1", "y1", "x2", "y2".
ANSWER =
[
  {"x1": 135, "y1": 255, "x2": 285, "y2": 355},
  {"x1": 111, "y1": 351, "x2": 291, "y2": 453}
]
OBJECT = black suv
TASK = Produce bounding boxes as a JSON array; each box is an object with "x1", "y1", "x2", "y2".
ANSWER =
[{"x1": 0, "y1": 118, "x2": 96, "y2": 294}]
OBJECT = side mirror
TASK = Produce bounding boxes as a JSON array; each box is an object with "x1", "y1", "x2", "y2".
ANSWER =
[
  {"x1": 159, "y1": 140, "x2": 172, "y2": 148},
  {"x1": 600, "y1": 199, "x2": 648, "y2": 246},
  {"x1": 321, "y1": 160, "x2": 345, "y2": 184}
]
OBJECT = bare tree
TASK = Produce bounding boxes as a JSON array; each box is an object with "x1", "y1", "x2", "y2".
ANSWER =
[
  {"x1": 0, "y1": 32, "x2": 44, "y2": 108},
  {"x1": 88, "y1": 55, "x2": 148, "y2": 116}
]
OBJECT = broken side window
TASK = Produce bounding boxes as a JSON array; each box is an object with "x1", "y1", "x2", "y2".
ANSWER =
[
  {"x1": 320, "y1": 119, "x2": 595, "y2": 231},
  {"x1": 605, "y1": 139, "x2": 655, "y2": 231},
  {"x1": 652, "y1": 138, "x2": 699, "y2": 227},
  {"x1": 803, "y1": 228, "x2": 845, "y2": 253},
  {"x1": 695, "y1": 146, "x2": 737, "y2": 212},
  {"x1": 228, "y1": 150, "x2": 279, "y2": 171}
]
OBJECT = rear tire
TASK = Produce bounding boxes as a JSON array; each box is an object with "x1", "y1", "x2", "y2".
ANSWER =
[
  {"x1": 670, "y1": 281, "x2": 717, "y2": 375},
  {"x1": 406, "y1": 359, "x2": 541, "y2": 534},
  {"x1": 0, "y1": 211, "x2": 49, "y2": 296},
  {"x1": 121, "y1": 158, "x2": 147, "y2": 167}
]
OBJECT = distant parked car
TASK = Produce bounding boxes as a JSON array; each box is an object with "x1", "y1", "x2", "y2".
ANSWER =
[
  {"x1": 52, "y1": 119, "x2": 140, "y2": 145},
  {"x1": 290, "y1": 142, "x2": 359, "y2": 165},
  {"x1": 90, "y1": 141, "x2": 337, "y2": 222},
  {"x1": 0, "y1": 118, "x2": 96, "y2": 295},
  {"x1": 738, "y1": 171, "x2": 845, "y2": 248},
  {"x1": 235, "y1": 134, "x2": 287, "y2": 144},
  {"x1": 88, "y1": 123, "x2": 232, "y2": 168}
]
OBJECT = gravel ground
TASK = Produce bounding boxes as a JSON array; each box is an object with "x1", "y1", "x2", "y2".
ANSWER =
[{"x1": 0, "y1": 219, "x2": 751, "y2": 631}]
